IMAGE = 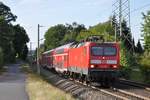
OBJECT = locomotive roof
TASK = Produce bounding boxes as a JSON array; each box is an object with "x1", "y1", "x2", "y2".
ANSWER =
[
  {"x1": 43, "y1": 49, "x2": 54, "y2": 54},
  {"x1": 93, "y1": 42, "x2": 118, "y2": 44},
  {"x1": 43, "y1": 42, "x2": 118, "y2": 55},
  {"x1": 55, "y1": 42, "x2": 74, "y2": 50},
  {"x1": 89, "y1": 42, "x2": 119, "y2": 46}
]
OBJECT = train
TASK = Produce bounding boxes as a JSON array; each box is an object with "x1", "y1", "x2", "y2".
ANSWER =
[{"x1": 39, "y1": 36, "x2": 120, "y2": 86}]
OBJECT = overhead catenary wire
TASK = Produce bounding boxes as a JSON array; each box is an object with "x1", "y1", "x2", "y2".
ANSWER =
[{"x1": 131, "y1": 3, "x2": 150, "y2": 13}]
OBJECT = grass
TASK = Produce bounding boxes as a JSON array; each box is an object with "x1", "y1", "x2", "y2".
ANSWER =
[
  {"x1": 22, "y1": 64, "x2": 75, "y2": 100},
  {"x1": 129, "y1": 69, "x2": 144, "y2": 82},
  {"x1": 0, "y1": 65, "x2": 7, "y2": 75}
]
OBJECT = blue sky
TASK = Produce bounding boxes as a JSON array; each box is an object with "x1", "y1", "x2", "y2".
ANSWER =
[{"x1": 1, "y1": 0, "x2": 150, "y2": 49}]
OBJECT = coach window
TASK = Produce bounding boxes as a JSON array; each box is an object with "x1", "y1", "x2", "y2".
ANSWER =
[
  {"x1": 64, "y1": 55, "x2": 67, "y2": 61},
  {"x1": 72, "y1": 45, "x2": 76, "y2": 48},
  {"x1": 77, "y1": 43, "x2": 82, "y2": 48},
  {"x1": 76, "y1": 42, "x2": 85, "y2": 48}
]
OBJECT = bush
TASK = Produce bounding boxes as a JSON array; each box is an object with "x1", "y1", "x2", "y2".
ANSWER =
[
  {"x1": 0, "y1": 47, "x2": 4, "y2": 68},
  {"x1": 120, "y1": 48, "x2": 129, "y2": 78},
  {"x1": 119, "y1": 42, "x2": 136, "y2": 79},
  {"x1": 140, "y1": 51, "x2": 150, "y2": 83}
]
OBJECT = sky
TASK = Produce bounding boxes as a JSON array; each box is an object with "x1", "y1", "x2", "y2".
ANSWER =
[{"x1": 1, "y1": 0, "x2": 150, "y2": 50}]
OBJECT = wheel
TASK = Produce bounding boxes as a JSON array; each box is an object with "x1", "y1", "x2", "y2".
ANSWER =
[
  {"x1": 79, "y1": 74, "x2": 84, "y2": 83},
  {"x1": 102, "y1": 78, "x2": 110, "y2": 88},
  {"x1": 85, "y1": 75, "x2": 91, "y2": 86}
]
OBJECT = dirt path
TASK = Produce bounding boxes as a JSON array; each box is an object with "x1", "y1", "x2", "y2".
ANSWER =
[{"x1": 0, "y1": 63, "x2": 28, "y2": 100}]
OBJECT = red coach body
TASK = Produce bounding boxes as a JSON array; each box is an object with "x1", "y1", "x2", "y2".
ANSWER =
[
  {"x1": 53, "y1": 43, "x2": 73, "y2": 73},
  {"x1": 40, "y1": 49, "x2": 54, "y2": 69}
]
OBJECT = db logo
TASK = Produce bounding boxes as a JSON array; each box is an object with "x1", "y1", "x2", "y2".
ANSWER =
[{"x1": 101, "y1": 60, "x2": 106, "y2": 64}]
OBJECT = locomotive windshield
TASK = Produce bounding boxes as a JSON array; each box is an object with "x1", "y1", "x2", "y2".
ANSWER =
[
  {"x1": 104, "y1": 47, "x2": 117, "y2": 56},
  {"x1": 91, "y1": 46, "x2": 117, "y2": 56},
  {"x1": 91, "y1": 47, "x2": 103, "y2": 56}
]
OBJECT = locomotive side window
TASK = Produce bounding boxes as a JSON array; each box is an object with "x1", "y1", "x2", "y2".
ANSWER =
[
  {"x1": 104, "y1": 47, "x2": 116, "y2": 56},
  {"x1": 77, "y1": 42, "x2": 85, "y2": 48},
  {"x1": 64, "y1": 55, "x2": 67, "y2": 61},
  {"x1": 91, "y1": 47, "x2": 103, "y2": 56}
]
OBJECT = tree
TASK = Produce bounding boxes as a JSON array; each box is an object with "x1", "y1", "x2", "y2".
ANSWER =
[
  {"x1": 63, "y1": 22, "x2": 87, "y2": 43},
  {"x1": 89, "y1": 20, "x2": 115, "y2": 42},
  {"x1": 111, "y1": 15, "x2": 133, "y2": 51},
  {"x1": 121, "y1": 20, "x2": 133, "y2": 52},
  {"x1": 21, "y1": 45, "x2": 28, "y2": 60},
  {"x1": 142, "y1": 11, "x2": 150, "y2": 52},
  {"x1": 136, "y1": 40, "x2": 143, "y2": 54},
  {"x1": 0, "y1": 2, "x2": 17, "y2": 62},
  {"x1": 0, "y1": 2, "x2": 29, "y2": 62},
  {"x1": 0, "y1": 17, "x2": 15, "y2": 62},
  {"x1": 0, "y1": 2, "x2": 17, "y2": 23},
  {"x1": 76, "y1": 30, "x2": 92, "y2": 41},
  {"x1": 140, "y1": 11, "x2": 150, "y2": 83},
  {"x1": 13, "y1": 24, "x2": 29, "y2": 59},
  {"x1": 132, "y1": 38, "x2": 136, "y2": 52},
  {"x1": 44, "y1": 23, "x2": 87, "y2": 50},
  {"x1": 0, "y1": 47, "x2": 3, "y2": 67},
  {"x1": 44, "y1": 24, "x2": 67, "y2": 49}
]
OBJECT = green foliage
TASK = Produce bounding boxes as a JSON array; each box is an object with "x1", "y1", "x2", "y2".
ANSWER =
[
  {"x1": 0, "y1": 2, "x2": 16, "y2": 62},
  {"x1": 0, "y1": 47, "x2": 3, "y2": 67},
  {"x1": 44, "y1": 24, "x2": 67, "y2": 49},
  {"x1": 119, "y1": 42, "x2": 133, "y2": 78},
  {"x1": 111, "y1": 15, "x2": 134, "y2": 53},
  {"x1": 139, "y1": 52, "x2": 150, "y2": 83},
  {"x1": 113, "y1": 18, "x2": 137, "y2": 79},
  {"x1": 121, "y1": 20, "x2": 133, "y2": 52},
  {"x1": 89, "y1": 20, "x2": 115, "y2": 42},
  {"x1": 0, "y1": 17, "x2": 15, "y2": 62},
  {"x1": 139, "y1": 10, "x2": 150, "y2": 83},
  {"x1": 132, "y1": 38, "x2": 136, "y2": 53},
  {"x1": 142, "y1": 11, "x2": 150, "y2": 52},
  {"x1": 136, "y1": 40, "x2": 143, "y2": 54},
  {"x1": 62, "y1": 32, "x2": 76, "y2": 44},
  {"x1": 0, "y1": 2, "x2": 17, "y2": 23},
  {"x1": 0, "y1": 2, "x2": 29, "y2": 62},
  {"x1": 63, "y1": 22, "x2": 86, "y2": 43},
  {"x1": 44, "y1": 22, "x2": 86, "y2": 50},
  {"x1": 13, "y1": 24, "x2": 29, "y2": 59},
  {"x1": 21, "y1": 45, "x2": 28, "y2": 60},
  {"x1": 76, "y1": 30, "x2": 92, "y2": 41}
]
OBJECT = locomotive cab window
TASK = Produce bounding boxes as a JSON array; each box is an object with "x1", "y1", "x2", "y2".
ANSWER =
[
  {"x1": 104, "y1": 47, "x2": 117, "y2": 56},
  {"x1": 91, "y1": 46, "x2": 117, "y2": 56},
  {"x1": 91, "y1": 47, "x2": 103, "y2": 56}
]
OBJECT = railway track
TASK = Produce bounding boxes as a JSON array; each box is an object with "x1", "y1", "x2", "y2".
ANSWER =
[
  {"x1": 114, "y1": 79, "x2": 150, "y2": 99},
  {"x1": 69, "y1": 73, "x2": 150, "y2": 100},
  {"x1": 34, "y1": 66, "x2": 150, "y2": 100},
  {"x1": 119, "y1": 79, "x2": 150, "y2": 91},
  {"x1": 74, "y1": 80, "x2": 150, "y2": 100},
  {"x1": 108, "y1": 87, "x2": 150, "y2": 100}
]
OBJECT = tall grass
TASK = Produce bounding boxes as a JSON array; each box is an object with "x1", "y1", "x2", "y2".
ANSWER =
[
  {"x1": 139, "y1": 51, "x2": 150, "y2": 83},
  {"x1": 0, "y1": 47, "x2": 3, "y2": 68},
  {"x1": 23, "y1": 64, "x2": 75, "y2": 100}
]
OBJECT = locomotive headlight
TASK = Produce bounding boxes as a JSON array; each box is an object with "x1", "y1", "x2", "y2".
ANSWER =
[
  {"x1": 90, "y1": 65, "x2": 95, "y2": 68},
  {"x1": 113, "y1": 65, "x2": 117, "y2": 68}
]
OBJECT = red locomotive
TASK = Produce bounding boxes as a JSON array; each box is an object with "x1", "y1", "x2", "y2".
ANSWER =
[{"x1": 40, "y1": 36, "x2": 120, "y2": 86}]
